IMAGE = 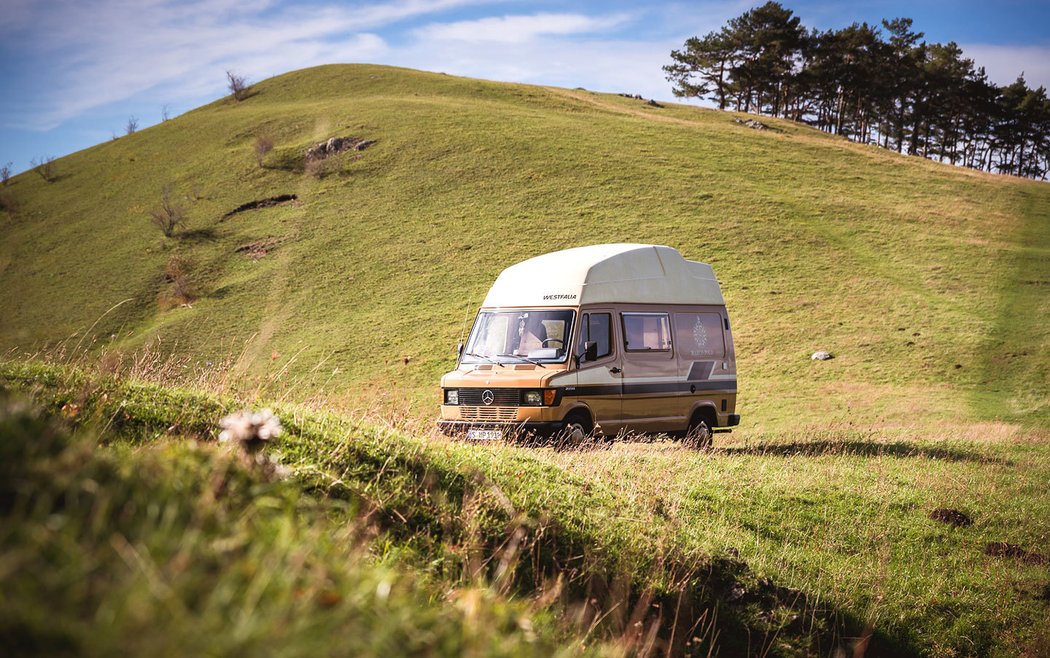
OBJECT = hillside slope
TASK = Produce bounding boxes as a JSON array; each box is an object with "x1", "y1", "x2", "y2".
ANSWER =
[{"x1": 1, "y1": 64, "x2": 1048, "y2": 428}]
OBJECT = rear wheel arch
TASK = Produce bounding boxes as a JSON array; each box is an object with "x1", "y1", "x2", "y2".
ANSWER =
[
  {"x1": 684, "y1": 404, "x2": 717, "y2": 449},
  {"x1": 687, "y1": 403, "x2": 718, "y2": 430}
]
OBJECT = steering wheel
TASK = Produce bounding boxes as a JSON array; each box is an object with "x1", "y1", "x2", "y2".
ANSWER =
[{"x1": 541, "y1": 338, "x2": 564, "y2": 348}]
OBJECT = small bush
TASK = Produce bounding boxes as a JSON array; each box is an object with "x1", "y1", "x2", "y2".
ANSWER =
[
  {"x1": 149, "y1": 185, "x2": 186, "y2": 237},
  {"x1": 125, "y1": 116, "x2": 138, "y2": 135},
  {"x1": 30, "y1": 156, "x2": 56, "y2": 182},
  {"x1": 1, "y1": 162, "x2": 11, "y2": 186},
  {"x1": 226, "y1": 70, "x2": 250, "y2": 102},
  {"x1": 162, "y1": 255, "x2": 196, "y2": 307},
  {"x1": 305, "y1": 157, "x2": 332, "y2": 179},
  {"x1": 254, "y1": 135, "x2": 274, "y2": 168}
]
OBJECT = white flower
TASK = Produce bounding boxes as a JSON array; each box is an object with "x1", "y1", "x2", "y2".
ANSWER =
[{"x1": 218, "y1": 408, "x2": 282, "y2": 451}]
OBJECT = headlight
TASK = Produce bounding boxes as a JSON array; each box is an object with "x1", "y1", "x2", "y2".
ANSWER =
[
  {"x1": 522, "y1": 390, "x2": 543, "y2": 406},
  {"x1": 445, "y1": 389, "x2": 459, "y2": 405}
]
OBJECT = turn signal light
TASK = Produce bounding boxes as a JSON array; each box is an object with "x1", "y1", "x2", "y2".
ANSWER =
[{"x1": 544, "y1": 389, "x2": 556, "y2": 406}]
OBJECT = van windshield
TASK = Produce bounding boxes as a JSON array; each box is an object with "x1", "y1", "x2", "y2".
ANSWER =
[{"x1": 462, "y1": 310, "x2": 575, "y2": 364}]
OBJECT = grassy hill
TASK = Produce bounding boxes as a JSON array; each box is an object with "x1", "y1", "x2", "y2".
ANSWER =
[
  {"x1": 1, "y1": 64, "x2": 1049, "y2": 656},
  {"x1": 1, "y1": 63, "x2": 1047, "y2": 429}
]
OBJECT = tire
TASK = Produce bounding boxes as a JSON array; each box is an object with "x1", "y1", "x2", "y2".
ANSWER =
[
  {"x1": 683, "y1": 412, "x2": 714, "y2": 450},
  {"x1": 558, "y1": 411, "x2": 593, "y2": 448}
]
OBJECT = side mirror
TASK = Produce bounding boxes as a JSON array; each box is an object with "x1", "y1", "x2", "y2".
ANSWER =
[
  {"x1": 583, "y1": 342, "x2": 600, "y2": 363},
  {"x1": 575, "y1": 342, "x2": 600, "y2": 367}
]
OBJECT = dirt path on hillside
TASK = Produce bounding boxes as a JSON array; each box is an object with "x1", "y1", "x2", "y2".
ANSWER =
[{"x1": 545, "y1": 87, "x2": 705, "y2": 128}]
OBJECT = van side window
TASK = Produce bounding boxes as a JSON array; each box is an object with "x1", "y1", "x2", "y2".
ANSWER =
[
  {"x1": 622, "y1": 313, "x2": 671, "y2": 352},
  {"x1": 674, "y1": 313, "x2": 726, "y2": 358},
  {"x1": 579, "y1": 313, "x2": 612, "y2": 360}
]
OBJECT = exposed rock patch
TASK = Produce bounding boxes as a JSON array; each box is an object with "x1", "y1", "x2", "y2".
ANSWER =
[
  {"x1": 222, "y1": 194, "x2": 297, "y2": 219},
  {"x1": 618, "y1": 93, "x2": 663, "y2": 107},
  {"x1": 811, "y1": 351, "x2": 833, "y2": 361},
  {"x1": 305, "y1": 136, "x2": 375, "y2": 161},
  {"x1": 735, "y1": 117, "x2": 769, "y2": 130}
]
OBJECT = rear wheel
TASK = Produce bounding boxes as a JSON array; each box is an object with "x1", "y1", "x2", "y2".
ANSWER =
[{"x1": 683, "y1": 411, "x2": 714, "y2": 450}]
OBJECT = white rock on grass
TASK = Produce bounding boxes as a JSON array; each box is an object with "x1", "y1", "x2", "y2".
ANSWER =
[{"x1": 811, "y1": 351, "x2": 833, "y2": 361}]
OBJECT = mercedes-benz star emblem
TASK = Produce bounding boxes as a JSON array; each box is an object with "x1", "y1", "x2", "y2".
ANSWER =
[{"x1": 482, "y1": 389, "x2": 494, "y2": 405}]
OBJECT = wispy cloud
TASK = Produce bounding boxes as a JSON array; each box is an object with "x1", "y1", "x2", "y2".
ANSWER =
[
  {"x1": 412, "y1": 12, "x2": 631, "y2": 43},
  {"x1": 0, "y1": 0, "x2": 490, "y2": 130},
  {"x1": 959, "y1": 43, "x2": 1050, "y2": 90},
  {"x1": 389, "y1": 33, "x2": 677, "y2": 101}
]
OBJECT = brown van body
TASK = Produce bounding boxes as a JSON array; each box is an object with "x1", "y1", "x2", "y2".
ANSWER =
[{"x1": 438, "y1": 245, "x2": 739, "y2": 439}]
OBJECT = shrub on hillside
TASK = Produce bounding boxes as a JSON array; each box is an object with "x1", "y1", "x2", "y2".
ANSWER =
[
  {"x1": 1, "y1": 162, "x2": 11, "y2": 186},
  {"x1": 125, "y1": 117, "x2": 138, "y2": 135},
  {"x1": 226, "y1": 70, "x2": 250, "y2": 102},
  {"x1": 148, "y1": 185, "x2": 186, "y2": 237},
  {"x1": 161, "y1": 255, "x2": 196, "y2": 307},
  {"x1": 254, "y1": 135, "x2": 274, "y2": 168},
  {"x1": 304, "y1": 157, "x2": 332, "y2": 179},
  {"x1": 30, "y1": 156, "x2": 56, "y2": 183}
]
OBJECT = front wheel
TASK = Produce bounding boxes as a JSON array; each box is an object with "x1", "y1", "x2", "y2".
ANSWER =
[
  {"x1": 558, "y1": 411, "x2": 593, "y2": 448},
  {"x1": 683, "y1": 415, "x2": 713, "y2": 450}
]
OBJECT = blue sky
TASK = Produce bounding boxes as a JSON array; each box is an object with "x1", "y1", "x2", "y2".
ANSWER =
[{"x1": 2, "y1": 0, "x2": 1048, "y2": 174}]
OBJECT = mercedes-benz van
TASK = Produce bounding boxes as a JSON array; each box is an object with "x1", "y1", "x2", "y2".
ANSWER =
[{"x1": 438, "y1": 244, "x2": 739, "y2": 445}]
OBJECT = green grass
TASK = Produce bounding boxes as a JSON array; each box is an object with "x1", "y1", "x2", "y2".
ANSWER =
[
  {"x1": 4, "y1": 361, "x2": 1049, "y2": 656},
  {"x1": 2, "y1": 64, "x2": 1049, "y2": 656},
  {"x1": 0, "y1": 388, "x2": 592, "y2": 657},
  {"x1": 0, "y1": 64, "x2": 1046, "y2": 429}
]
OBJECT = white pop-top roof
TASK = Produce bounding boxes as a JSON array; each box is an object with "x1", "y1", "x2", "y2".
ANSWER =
[{"x1": 481, "y1": 244, "x2": 725, "y2": 308}]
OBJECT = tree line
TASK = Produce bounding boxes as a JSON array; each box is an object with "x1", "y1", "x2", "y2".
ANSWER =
[{"x1": 664, "y1": 2, "x2": 1050, "y2": 180}]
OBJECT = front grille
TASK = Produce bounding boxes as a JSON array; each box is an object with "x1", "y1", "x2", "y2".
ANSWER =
[
  {"x1": 460, "y1": 406, "x2": 518, "y2": 421},
  {"x1": 458, "y1": 388, "x2": 521, "y2": 406}
]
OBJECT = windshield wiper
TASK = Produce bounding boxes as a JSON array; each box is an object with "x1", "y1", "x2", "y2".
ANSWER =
[
  {"x1": 497, "y1": 353, "x2": 547, "y2": 369},
  {"x1": 464, "y1": 352, "x2": 503, "y2": 366}
]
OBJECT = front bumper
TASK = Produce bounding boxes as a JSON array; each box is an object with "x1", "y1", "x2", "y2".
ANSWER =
[{"x1": 437, "y1": 419, "x2": 565, "y2": 437}]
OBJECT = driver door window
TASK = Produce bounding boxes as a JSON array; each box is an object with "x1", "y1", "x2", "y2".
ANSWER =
[{"x1": 578, "y1": 313, "x2": 612, "y2": 362}]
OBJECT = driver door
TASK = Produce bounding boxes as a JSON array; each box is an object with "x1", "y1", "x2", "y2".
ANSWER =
[{"x1": 573, "y1": 310, "x2": 624, "y2": 434}]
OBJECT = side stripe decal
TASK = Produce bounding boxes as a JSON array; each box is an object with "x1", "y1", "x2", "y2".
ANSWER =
[{"x1": 561, "y1": 381, "x2": 736, "y2": 397}]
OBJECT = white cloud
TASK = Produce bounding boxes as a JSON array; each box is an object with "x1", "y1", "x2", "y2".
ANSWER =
[
  {"x1": 959, "y1": 43, "x2": 1050, "y2": 91},
  {"x1": 0, "y1": 0, "x2": 490, "y2": 130},
  {"x1": 387, "y1": 32, "x2": 679, "y2": 101},
  {"x1": 393, "y1": 9, "x2": 685, "y2": 100},
  {"x1": 413, "y1": 12, "x2": 631, "y2": 43}
]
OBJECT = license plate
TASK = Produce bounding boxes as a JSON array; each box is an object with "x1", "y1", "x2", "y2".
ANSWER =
[{"x1": 467, "y1": 429, "x2": 502, "y2": 441}]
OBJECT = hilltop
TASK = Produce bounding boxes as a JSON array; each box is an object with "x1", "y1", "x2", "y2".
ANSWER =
[{"x1": 1, "y1": 63, "x2": 1046, "y2": 429}]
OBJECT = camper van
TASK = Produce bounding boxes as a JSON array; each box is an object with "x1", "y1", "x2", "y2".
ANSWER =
[{"x1": 438, "y1": 244, "x2": 739, "y2": 445}]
